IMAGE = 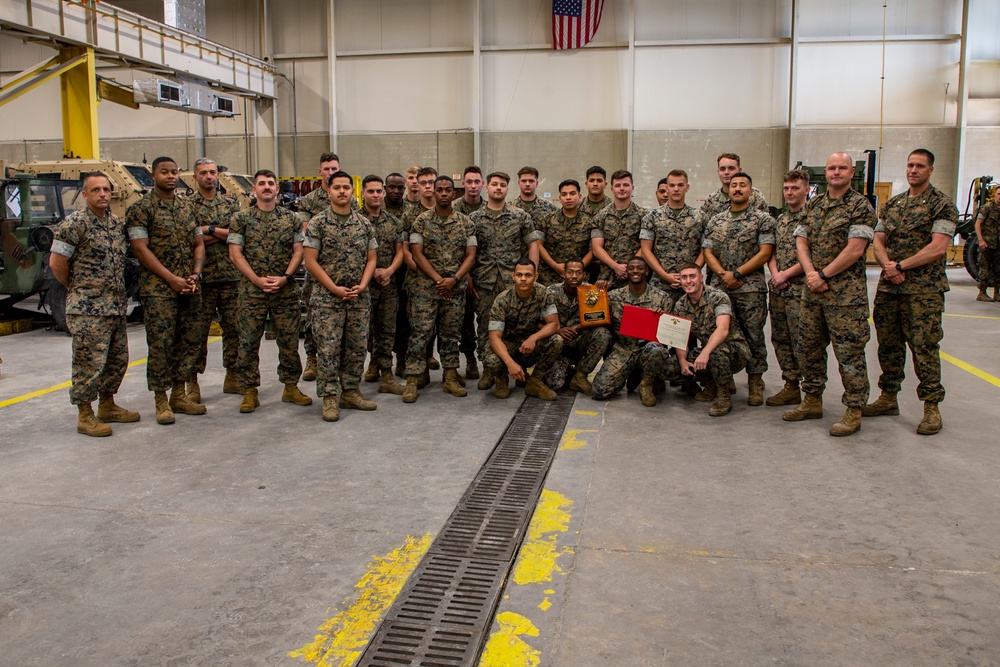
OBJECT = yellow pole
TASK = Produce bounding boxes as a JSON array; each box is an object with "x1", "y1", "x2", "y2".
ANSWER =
[{"x1": 59, "y1": 47, "x2": 99, "y2": 159}]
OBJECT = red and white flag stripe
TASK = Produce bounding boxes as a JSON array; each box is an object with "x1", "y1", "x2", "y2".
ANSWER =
[{"x1": 552, "y1": 0, "x2": 605, "y2": 51}]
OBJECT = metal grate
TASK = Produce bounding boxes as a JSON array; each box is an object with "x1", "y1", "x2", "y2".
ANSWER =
[{"x1": 357, "y1": 394, "x2": 575, "y2": 667}]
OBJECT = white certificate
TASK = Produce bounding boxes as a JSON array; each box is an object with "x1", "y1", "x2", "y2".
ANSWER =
[{"x1": 655, "y1": 314, "x2": 693, "y2": 350}]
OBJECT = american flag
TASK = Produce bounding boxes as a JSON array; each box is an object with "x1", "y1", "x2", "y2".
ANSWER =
[{"x1": 552, "y1": 0, "x2": 605, "y2": 51}]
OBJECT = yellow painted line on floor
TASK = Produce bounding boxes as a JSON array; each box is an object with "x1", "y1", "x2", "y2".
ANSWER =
[
  {"x1": 943, "y1": 312, "x2": 1000, "y2": 320},
  {"x1": 574, "y1": 409, "x2": 599, "y2": 416},
  {"x1": 288, "y1": 533, "x2": 433, "y2": 667},
  {"x1": 512, "y1": 489, "x2": 574, "y2": 586},
  {"x1": 479, "y1": 612, "x2": 542, "y2": 667},
  {"x1": 558, "y1": 428, "x2": 598, "y2": 451},
  {"x1": 940, "y1": 351, "x2": 1000, "y2": 389}
]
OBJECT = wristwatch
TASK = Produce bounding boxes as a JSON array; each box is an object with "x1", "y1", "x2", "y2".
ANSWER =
[
  {"x1": 282, "y1": 273, "x2": 293, "y2": 282},
  {"x1": 732, "y1": 269, "x2": 743, "y2": 280},
  {"x1": 817, "y1": 269, "x2": 828, "y2": 282},
  {"x1": 208, "y1": 225, "x2": 216, "y2": 235},
  {"x1": 195, "y1": 272, "x2": 203, "y2": 281},
  {"x1": 895, "y1": 261, "x2": 904, "y2": 273}
]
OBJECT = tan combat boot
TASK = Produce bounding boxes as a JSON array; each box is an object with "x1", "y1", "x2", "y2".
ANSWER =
[
  {"x1": 322, "y1": 396, "x2": 340, "y2": 422},
  {"x1": 282, "y1": 383, "x2": 313, "y2": 406},
  {"x1": 223, "y1": 370, "x2": 242, "y2": 394},
  {"x1": 830, "y1": 407, "x2": 862, "y2": 436},
  {"x1": 443, "y1": 369, "x2": 468, "y2": 397},
  {"x1": 378, "y1": 369, "x2": 405, "y2": 395},
  {"x1": 977, "y1": 288, "x2": 992, "y2": 302},
  {"x1": 861, "y1": 391, "x2": 899, "y2": 416},
  {"x1": 78, "y1": 403, "x2": 112, "y2": 437},
  {"x1": 187, "y1": 378, "x2": 202, "y2": 404},
  {"x1": 477, "y1": 369, "x2": 495, "y2": 391},
  {"x1": 341, "y1": 389, "x2": 377, "y2": 410},
  {"x1": 638, "y1": 377, "x2": 656, "y2": 407},
  {"x1": 170, "y1": 382, "x2": 207, "y2": 415},
  {"x1": 569, "y1": 370, "x2": 593, "y2": 396},
  {"x1": 917, "y1": 402, "x2": 942, "y2": 435},
  {"x1": 525, "y1": 371, "x2": 557, "y2": 401},
  {"x1": 154, "y1": 391, "x2": 175, "y2": 425},
  {"x1": 782, "y1": 393, "x2": 823, "y2": 421},
  {"x1": 695, "y1": 379, "x2": 717, "y2": 402},
  {"x1": 709, "y1": 384, "x2": 732, "y2": 417},
  {"x1": 302, "y1": 355, "x2": 318, "y2": 381},
  {"x1": 494, "y1": 371, "x2": 511, "y2": 399},
  {"x1": 239, "y1": 387, "x2": 259, "y2": 413},
  {"x1": 364, "y1": 363, "x2": 379, "y2": 383},
  {"x1": 465, "y1": 354, "x2": 480, "y2": 380},
  {"x1": 402, "y1": 376, "x2": 419, "y2": 403},
  {"x1": 747, "y1": 374, "x2": 765, "y2": 406},
  {"x1": 766, "y1": 381, "x2": 801, "y2": 407},
  {"x1": 97, "y1": 393, "x2": 140, "y2": 423}
]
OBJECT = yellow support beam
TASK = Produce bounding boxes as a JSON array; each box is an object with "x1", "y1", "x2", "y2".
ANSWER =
[
  {"x1": 0, "y1": 53, "x2": 87, "y2": 107},
  {"x1": 59, "y1": 47, "x2": 99, "y2": 159}
]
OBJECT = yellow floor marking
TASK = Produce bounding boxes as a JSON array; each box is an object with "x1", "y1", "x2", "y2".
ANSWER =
[
  {"x1": 574, "y1": 409, "x2": 599, "y2": 416},
  {"x1": 512, "y1": 489, "x2": 573, "y2": 586},
  {"x1": 558, "y1": 428, "x2": 597, "y2": 451},
  {"x1": 289, "y1": 533, "x2": 433, "y2": 667},
  {"x1": 538, "y1": 598, "x2": 552, "y2": 611},
  {"x1": 944, "y1": 313, "x2": 1000, "y2": 320},
  {"x1": 940, "y1": 351, "x2": 1000, "y2": 388},
  {"x1": 479, "y1": 612, "x2": 541, "y2": 667}
]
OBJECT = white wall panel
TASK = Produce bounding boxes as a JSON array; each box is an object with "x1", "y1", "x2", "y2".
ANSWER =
[
  {"x1": 273, "y1": 58, "x2": 330, "y2": 134},
  {"x1": 798, "y1": 0, "x2": 961, "y2": 38},
  {"x1": 796, "y1": 42, "x2": 959, "y2": 126},
  {"x1": 481, "y1": 49, "x2": 627, "y2": 131},
  {"x1": 634, "y1": 45, "x2": 789, "y2": 129},
  {"x1": 271, "y1": 0, "x2": 327, "y2": 55},
  {"x1": 336, "y1": 54, "x2": 472, "y2": 131},
  {"x1": 335, "y1": 0, "x2": 471, "y2": 53},
  {"x1": 205, "y1": 0, "x2": 260, "y2": 57},
  {"x1": 968, "y1": 0, "x2": 1000, "y2": 60},
  {"x1": 634, "y1": 0, "x2": 790, "y2": 41}
]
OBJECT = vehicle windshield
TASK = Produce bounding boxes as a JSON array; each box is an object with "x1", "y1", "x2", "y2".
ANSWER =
[
  {"x1": 125, "y1": 165, "x2": 154, "y2": 188},
  {"x1": 232, "y1": 175, "x2": 253, "y2": 191}
]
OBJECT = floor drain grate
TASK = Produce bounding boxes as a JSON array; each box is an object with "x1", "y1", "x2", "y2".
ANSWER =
[{"x1": 357, "y1": 394, "x2": 575, "y2": 666}]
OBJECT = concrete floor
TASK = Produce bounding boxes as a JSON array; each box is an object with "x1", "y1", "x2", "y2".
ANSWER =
[{"x1": 1, "y1": 269, "x2": 999, "y2": 666}]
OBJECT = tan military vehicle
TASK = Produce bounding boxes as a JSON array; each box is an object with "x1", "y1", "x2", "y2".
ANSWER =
[
  {"x1": 178, "y1": 167, "x2": 254, "y2": 210},
  {"x1": 11, "y1": 159, "x2": 153, "y2": 219}
]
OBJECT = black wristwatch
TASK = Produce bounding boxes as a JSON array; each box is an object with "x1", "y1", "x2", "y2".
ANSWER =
[
  {"x1": 817, "y1": 269, "x2": 828, "y2": 282},
  {"x1": 195, "y1": 272, "x2": 203, "y2": 281},
  {"x1": 207, "y1": 225, "x2": 216, "y2": 235},
  {"x1": 282, "y1": 273, "x2": 293, "y2": 282},
  {"x1": 895, "y1": 261, "x2": 904, "y2": 273},
  {"x1": 732, "y1": 269, "x2": 743, "y2": 280}
]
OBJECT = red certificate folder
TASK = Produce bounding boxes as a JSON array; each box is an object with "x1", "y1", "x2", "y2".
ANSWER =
[{"x1": 619, "y1": 304, "x2": 661, "y2": 341}]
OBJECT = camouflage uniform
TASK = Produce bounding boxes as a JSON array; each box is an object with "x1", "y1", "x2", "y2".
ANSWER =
[
  {"x1": 306, "y1": 209, "x2": 378, "y2": 397},
  {"x1": 590, "y1": 201, "x2": 649, "y2": 287},
  {"x1": 640, "y1": 204, "x2": 704, "y2": 301},
  {"x1": 126, "y1": 192, "x2": 203, "y2": 392},
  {"x1": 469, "y1": 204, "x2": 542, "y2": 359},
  {"x1": 581, "y1": 195, "x2": 611, "y2": 217},
  {"x1": 296, "y1": 187, "x2": 329, "y2": 362},
  {"x1": 543, "y1": 282, "x2": 612, "y2": 389},
  {"x1": 513, "y1": 197, "x2": 558, "y2": 228},
  {"x1": 643, "y1": 285, "x2": 751, "y2": 387},
  {"x1": 873, "y1": 185, "x2": 957, "y2": 403},
  {"x1": 52, "y1": 207, "x2": 130, "y2": 405},
  {"x1": 793, "y1": 188, "x2": 875, "y2": 407},
  {"x1": 188, "y1": 191, "x2": 241, "y2": 375},
  {"x1": 359, "y1": 207, "x2": 405, "y2": 371},
  {"x1": 296, "y1": 185, "x2": 330, "y2": 218},
  {"x1": 395, "y1": 202, "x2": 437, "y2": 362},
  {"x1": 591, "y1": 284, "x2": 673, "y2": 400},
  {"x1": 976, "y1": 201, "x2": 1000, "y2": 289},
  {"x1": 406, "y1": 209, "x2": 477, "y2": 376},
  {"x1": 228, "y1": 206, "x2": 304, "y2": 388},
  {"x1": 537, "y1": 209, "x2": 593, "y2": 286},
  {"x1": 452, "y1": 197, "x2": 486, "y2": 359},
  {"x1": 699, "y1": 187, "x2": 769, "y2": 222},
  {"x1": 768, "y1": 208, "x2": 806, "y2": 383},
  {"x1": 702, "y1": 207, "x2": 775, "y2": 375},
  {"x1": 483, "y1": 282, "x2": 561, "y2": 375}
]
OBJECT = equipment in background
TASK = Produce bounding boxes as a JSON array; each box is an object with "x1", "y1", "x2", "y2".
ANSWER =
[
  {"x1": 956, "y1": 175, "x2": 996, "y2": 281},
  {"x1": 10, "y1": 159, "x2": 153, "y2": 219}
]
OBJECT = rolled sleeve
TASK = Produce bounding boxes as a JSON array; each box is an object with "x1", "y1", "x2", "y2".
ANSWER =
[
  {"x1": 758, "y1": 233, "x2": 776, "y2": 246},
  {"x1": 488, "y1": 320, "x2": 505, "y2": 332},
  {"x1": 466, "y1": 235, "x2": 478, "y2": 247},
  {"x1": 524, "y1": 230, "x2": 544, "y2": 244},
  {"x1": 127, "y1": 226, "x2": 149, "y2": 240},
  {"x1": 639, "y1": 229, "x2": 655, "y2": 241},
  {"x1": 542, "y1": 304, "x2": 558, "y2": 318},
  {"x1": 590, "y1": 229, "x2": 604, "y2": 239},
  {"x1": 50, "y1": 239, "x2": 75, "y2": 258},
  {"x1": 227, "y1": 232, "x2": 245, "y2": 246},
  {"x1": 368, "y1": 237, "x2": 379, "y2": 251},
  {"x1": 303, "y1": 236, "x2": 321, "y2": 250},
  {"x1": 409, "y1": 232, "x2": 424, "y2": 246},
  {"x1": 848, "y1": 224, "x2": 875, "y2": 241},
  {"x1": 194, "y1": 226, "x2": 203, "y2": 236},
  {"x1": 932, "y1": 219, "x2": 957, "y2": 236},
  {"x1": 293, "y1": 231, "x2": 305, "y2": 244},
  {"x1": 792, "y1": 224, "x2": 809, "y2": 239},
  {"x1": 874, "y1": 219, "x2": 887, "y2": 233},
  {"x1": 714, "y1": 303, "x2": 734, "y2": 318},
  {"x1": 701, "y1": 236, "x2": 714, "y2": 250}
]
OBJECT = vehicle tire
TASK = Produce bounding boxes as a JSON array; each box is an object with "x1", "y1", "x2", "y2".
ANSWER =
[
  {"x1": 964, "y1": 232, "x2": 980, "y2": 282},
  {"x1": 46, "y1": 278, "x2": 69, "y2": 334}
]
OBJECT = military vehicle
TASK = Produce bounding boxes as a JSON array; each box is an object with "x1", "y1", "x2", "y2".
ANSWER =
[
  {"x1": 956, "y1": 175, "x2": 996, "y2": 281},
  {"x1": 179, "y1": 166, "x2": 255, "y2": 210},
  {"x1": 11, "y1": 159, "x2": 154, "y2": 219}
]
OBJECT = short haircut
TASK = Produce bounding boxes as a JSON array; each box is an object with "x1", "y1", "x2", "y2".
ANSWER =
[
  {"x1": 192, "y1": 157, "x2": 216, "y2": 171},
  {"x1": 319, "y1": 152, "x2": 340, "y2": 165},
  {"x1": 678, "y1": 262, "x2": 701, "y2": 272},
  {"x1": 657, "y1": 177, "x2": 670, "y2": 187},
  {"x1": 518, "y1": 166, "x2": 539, "y2": 179},
  {"x1": 731, "y1": 171, "x2": 753, "y2": 186},
  {"x1": 486, "y1": 171, "x2": 510, "y2": 184},
  {"x1": 362, "y1": 174, "x2": 383, "y2": 189},
  {"x1": 416, "y1": 166, "x2": 438, "y2": 180},
  {"x1": 325, "y1": 170, "x2": 352, "y2": 187},
  {"x1": 564, "y1": 257, "x2": 585, "y2": 268},
  {"x1": 405, "y1": 165, "x2": 421, "y2": 176},
  {"x1": 717, "y1": 153, "x2": 741, "y2": 166},
  {"x1": 151, "y1": 156, "x2": 176, "y2": 171},
  {"x1": 586, "y1": 165, "x2": 606, "y2": 179},
  {"x1": 667, "y1": 169, "x2": 689, "y2": 182},
  {"x1": 626, "y1": 255, "x2": 649, "y2": 268},
  {"x1": 463, "y1": 165, "x2": 483, "y2": 179},
  {"x1": 81, "y1": 171, "x2": 110, "y2": 188},
  {"x1": 434, "y1": 175, "x2": 455, "y2": 188},
  {"x1": 783, "y1": 168, "x2": 811, "y2": 185},
  {"x1": 253, "y1": 169, "x2": 277, "y2": 183},
  {"x1": 610, "y1": 169, "x2": 633, "y2": 184},
  {"x1": 910, "y1": 148, "x2": 935, "y2": 166},
  {"x1": 559, "y1": 179, "x2": 580, "y2": 193},
  {"x1": 514, "y1": 256, "x2": 537, "y2": 271},
  {"x1": 386, "y1": 172, "x2": 404, "y2": 181}
]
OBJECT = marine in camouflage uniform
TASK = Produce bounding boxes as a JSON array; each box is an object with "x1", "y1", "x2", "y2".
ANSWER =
[
  {"x1": 229, "y1": 205, "x2": 304, "y2": 389},
  {"x1": 295, "y1": 184, "x2": 330, "y2": 366},
  {"x1": 513, "y1": 196, "x2": 558, "y2": 229},
  {"x1": 581, "y1": 194, "x2": 611, "y2": 217},
  {"x1": 359, "y1": 205, "x2": 405, "y2": 373},
  {"x1": 867, "y1": 177, "x2": 957, "y2": 430},
  {"x1": 483, "y1": 281, "x2": 561, "y2": 376},
  {"x1": 701, "y1": 206, "x2": 775, "y2": 378},
  {"x1": 537, "y1": 208, "x2": 593, "y2": 286},
  {"x1": 453, "y1": 196, "x2": 486, "y2": 365},
  {"x1": 543, "y1": 280, "x2": 612, "y2": 390},
  {"x1": 591, "y1": 201, "x2": 649, "y2": 287},
  {"x1": 976, "y1": 198, "x2": 1000, "y2": 295},
  {"x1": 768, "y1": 207, "x2": 807, "y2": 385},
  {"x1": 699, "y1": 187, "x2": 768, "y2": 222},
  {"x1": 640, "y1": 204, "x2": 704, "y2": 301}
]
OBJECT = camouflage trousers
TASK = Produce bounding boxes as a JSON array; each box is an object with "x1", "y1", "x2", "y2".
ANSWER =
[
  {"x1": 195, "y1": 280, "x2": 240, "y2": 374},
  {"x1": 543, "y1": 327, "x2": 613, "y2": 389},
  {"x1": 142, "y1": 293, "x2": 203, "y2": 392},
  {"x1": 641, "y1": 340, "x2": 750, "y2": 388},
  {"x1": 729, "y1": 291, "x2": 768, "y2": 375},
  {"x1": 393, "y1": 269, "x2": 436, "y2": 361},
  {"x1": 406, "y1": 287, "x2": 464, "y2": 376},
  {"x1": 483, "y1": 334, "x2": 562, "y2": 377},
  {"x1": 979, "y1": 247, "x2": 1000, "y2": 289},
  {"x1": 236, "y1": 287, "x2": 302, "y2": 388},
  {"x1": 474, "y1": 282, "x2": 506, "y2": 360},
  {"x1": 591, "y1": 343, "x2": 648, "y2": 400},
  {"x1": 872, "y1": 291, "x2": 945, "y2": 403},
  {"x1": 368, "y1": 282, "x2": 397, "y2": 370},
  {"x1": 66, "y1": 314, "x2": 129, "y2": 404},
  {"x1": 302, "y1": 277, "x2": 317, "y2": 358},
  {"x1": 314, "y1": 294, "x2": 371, "y2": 398},
  {"x1": 798, "y1": 300, "x2": 871, "y2": 408},
  {"x1": 768, "y1": 286, "x2": 803, "y2": 383}
]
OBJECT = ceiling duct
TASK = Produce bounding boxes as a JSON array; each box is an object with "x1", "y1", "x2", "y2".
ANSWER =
[{"x1": 133, "y1": 77, "x2": 238, "y2": 117}]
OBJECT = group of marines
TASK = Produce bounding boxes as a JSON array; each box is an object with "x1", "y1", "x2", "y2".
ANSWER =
[{"x1": 51, "y1": 146, "x2": 963, "y2": 439}]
